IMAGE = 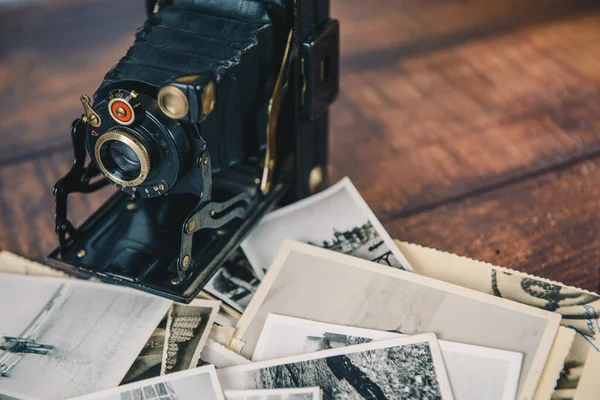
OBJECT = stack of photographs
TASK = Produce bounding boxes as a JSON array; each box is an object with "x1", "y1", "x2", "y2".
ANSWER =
[
  {"x1": 204, "y1": 178, "x2": 412, "y2": 315},
  {"x1": 395, "y1": 239, "x2": 600, "y2": 398},
  {"x1": 1, "y1": 177, "x2": 590, "y2": 400},
  {"x1": 252, "y1": 314, "x2": 522, "y2": 400},
  {"x1": 233, "y1": 240, "x2": 561, "y2": 400}
]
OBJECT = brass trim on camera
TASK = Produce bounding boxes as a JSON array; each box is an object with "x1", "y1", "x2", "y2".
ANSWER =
[
  {"x1": 95, "y1": 130, "x2": 151, "y2": 187},
  {"x1": 157, "y1": 86, "x2": 189, "y2": 120},
  {"x1": 202, "y1": 81, "x2": 216, "y2": 117},
  {"x1": 80, "y1": 94, "x2": 102, "y2": 127},
  {"x1": 261, "y1": 30, "x2": 294, "y2": 195}
]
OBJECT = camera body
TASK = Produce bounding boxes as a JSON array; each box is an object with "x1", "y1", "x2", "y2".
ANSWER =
[{"x1": 48, "y1": 0, "x2": 339, "y2": 302}]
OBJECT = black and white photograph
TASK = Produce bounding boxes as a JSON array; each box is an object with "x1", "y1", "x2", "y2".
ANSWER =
[
  {"x1": 218, "y1": 334, "x2": 453, "y2": 399},
  {"x1": 253, "y1": 314, "x2": 522, "y2": 400},
  {"x1": 0, "y1": 273, "x2": 171, "y2": 400},
  {"x1": 241, "y1": 177, "x2": 413, "y2": 279},
  {"x1": 224, "y1": 387, "x2": 322, "y2": 400},
  {"x1": 204, "y1": 249, "x2": 262, "y2": 312},
  {"x1": 396, "y1": 240, "x2": 600, "y2": 394},
  {"x1": 161, "y1": 299, "x2": 220, "y2": 375},
  {"x1": 235, "y1": 241, "x2": 562, "y2": 400},
  {"x1": 121, "y1": 317, "x2": 168, "y2": 384},
  {"x1": 69, "y1": 365, "x2": 224, "y2": 400},
  {"x1": 200, "y1": 338, "x2": 251, "y2": 368}
]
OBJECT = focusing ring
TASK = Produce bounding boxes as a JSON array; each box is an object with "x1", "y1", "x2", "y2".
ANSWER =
[{"x1": 95, "y1": 130, "x2": 151, "y2": 187}]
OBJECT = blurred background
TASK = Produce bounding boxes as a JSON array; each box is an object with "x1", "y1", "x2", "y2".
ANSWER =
[{"x1": 0, "y1": 0, "x2": 598, "y2": 291}]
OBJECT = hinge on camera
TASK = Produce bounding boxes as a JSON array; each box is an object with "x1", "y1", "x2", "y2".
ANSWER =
[{"x1": 301, "y1": 19, "x2": 340, "y2": 121}]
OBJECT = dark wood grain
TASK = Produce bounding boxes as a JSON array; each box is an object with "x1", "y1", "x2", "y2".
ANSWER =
[
  {"x1": 0, "y1": 0, "x2": 594, "y2": 162},
  {"x1": 334, "y1": 0, "x2": 597, "y2": 65},
  {"x1": 331, "y1": 13, "x2": 600, "y2": 217},
  {"x1": 385, "y1": 157, "x2": 600, "y2": 293},
  {"x1": 0, "y1": 0, "x2": 599, "y2": 291}
]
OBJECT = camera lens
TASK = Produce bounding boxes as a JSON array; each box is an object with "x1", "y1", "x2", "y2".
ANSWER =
[
  {"x1": 107, "y1": 141, "x2": 141, "y2": 175},
  {"x1": 95, "y1": 130, "x2": 151, "y2": 187}
]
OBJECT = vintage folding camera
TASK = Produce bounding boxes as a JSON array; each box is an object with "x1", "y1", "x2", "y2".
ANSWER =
[{"x1": 47, "y1": 0, "x2": 339, "y2": 302}]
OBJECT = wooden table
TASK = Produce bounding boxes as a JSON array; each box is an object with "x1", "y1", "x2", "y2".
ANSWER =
[{"x1": 1, "y1": 0, "x2": 599, "y2": 293}]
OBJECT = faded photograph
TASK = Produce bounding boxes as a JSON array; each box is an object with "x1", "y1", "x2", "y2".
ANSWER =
[
  {"x1": 204, "y1": 249, "x2": 261, "y2": 312},
  {"x1": 241, "y1": 177, "x2": 413, "y2": 279},
  {"x1": 236, "y1": 242, "x2": 561, "y2": 400},
  {"x1": 397, "y1": 239, "x2": 600, "y2": 394},
  {"x1": 253, "y1": 314, "x2": 522, "y2": 400},
  {"x1": 224, "y1": 387, "x2": 321, "y2": 400},
  {"x1": 0, "y1": 274, "x2": 171, "y2": 400},
  {"x1": 70, "y1": 366, "x2": 223, "y2": 400},
  {"x1": 162, "y1": 300, "x2": 219, "y2": 375},
  {"x1": 491, "y1": 269, "x2": 600, "y2": 392},
  {"x1": 219, "y1": 336, "x2": 450, "y2": 400}
]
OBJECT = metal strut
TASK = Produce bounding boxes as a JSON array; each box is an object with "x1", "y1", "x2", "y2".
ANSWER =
[
  {"x1": 177, "y1": 152, "x2": 254, "y2": 281},
  {"x1": 53, "y1": 118, "x2": 109, "y2": 255}
]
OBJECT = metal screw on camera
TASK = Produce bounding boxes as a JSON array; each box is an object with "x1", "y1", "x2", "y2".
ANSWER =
[
  {"x1": 182, "y1": 255, "x2": 190, "y2": 269},
  {"x1": 87, "y1": 115, "x2": 99, "y2": 126},
  {"x1": 186, "y1": 220, "x2": 195, "y2": 233},
  {"x1": 115, "y1": 106, "x2": 127, "y2": 119}
]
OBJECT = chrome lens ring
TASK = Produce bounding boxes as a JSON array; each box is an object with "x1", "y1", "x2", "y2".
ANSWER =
[{"x1": 95, "y1": 130, "x2": 151, "y2": 187}]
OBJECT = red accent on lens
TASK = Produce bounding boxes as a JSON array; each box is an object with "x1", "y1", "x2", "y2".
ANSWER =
[{"x1": 110, "y1": 100, "x2": 133, "y2": 123}]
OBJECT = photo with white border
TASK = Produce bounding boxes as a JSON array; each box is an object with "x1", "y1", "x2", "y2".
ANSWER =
[
  {"x1": 161, "y1": 299, "x2": 220, "y2": 375},
  {"x1": 235, "y1": 241, "x2": 561, "y2": 400},
  {"x1": 254, "y1": 314, "x2": 522, "y2": 400},
  {"x1": 218, "y1": 334, "x2": 453, "y2": 399},
  {"x1": 241, "y1": 177, "x2": 413, "y2": 279}
]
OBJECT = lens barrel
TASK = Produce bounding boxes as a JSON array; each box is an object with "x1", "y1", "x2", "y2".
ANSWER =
[{"x1": 95, "y1": 130, "x2": 151, "y2": 187}]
